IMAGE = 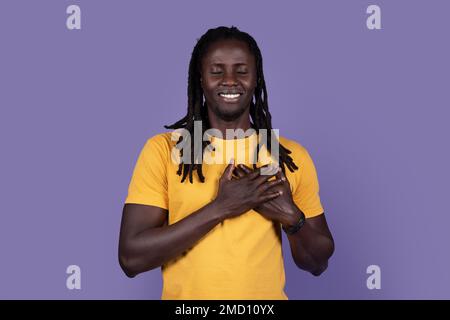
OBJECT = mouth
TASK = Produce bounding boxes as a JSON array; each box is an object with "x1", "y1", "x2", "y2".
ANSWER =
[{"x1": 217, "y1": 91, "x2": 243, "y2": 103}]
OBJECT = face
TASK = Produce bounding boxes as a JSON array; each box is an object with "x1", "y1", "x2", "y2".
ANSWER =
[{"x1": 200, "y1": 39, "x2": 257, "y2": 122}]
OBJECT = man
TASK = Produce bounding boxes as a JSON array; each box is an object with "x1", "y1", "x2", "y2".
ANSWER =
[{"x1": 119, "y1": 26, "x2": 334, "y2": 300}]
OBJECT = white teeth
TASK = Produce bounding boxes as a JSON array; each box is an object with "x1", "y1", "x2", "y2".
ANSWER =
[{"x1": 220, "y1": 93, "x2": 240, "y2": 99}]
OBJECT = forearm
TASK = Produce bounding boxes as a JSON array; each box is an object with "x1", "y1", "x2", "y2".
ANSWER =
[
  {"x1": 287, "y1": 222, "x2": 334, "y2": 275},
  {"x1": 284, "y1": 208, "x2": 334, "y2": 276},
  {"x1": 121, "y1": 201, "x2": 224, "y2": 277}
]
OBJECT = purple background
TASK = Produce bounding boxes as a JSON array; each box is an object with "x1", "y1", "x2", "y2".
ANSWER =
[{"x1": 1, "y1": 0, "x2": 449, "y2": 299}]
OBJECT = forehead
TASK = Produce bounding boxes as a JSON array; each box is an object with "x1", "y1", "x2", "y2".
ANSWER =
[{"x1": 202, "y1": 39, "x2": 255, "y2": 65}]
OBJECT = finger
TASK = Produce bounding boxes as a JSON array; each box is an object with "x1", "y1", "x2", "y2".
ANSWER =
[
  {"x1": 276, "y1": 167, "x2": 282, "y2": 179},
  {"x1": 259, "y1": 190, "x2": 282, "y2": 202},
  {"x1": 238, "y1": 164, "x2": 252, "y2": 174},
  {"x1": 276, "y1": 168, "x2": 286, "y2": 181},
  {"x1": 222, "y1": 159, "x2": 235, "y2": 181},
  {"x1": 248, "y1": 164, "x2": 272, "y2": 180},
  {"x1": 260, "y1": 178, "x2": 285, "y2": 193},
  {"x1": 233, "y1": 165, "x2": 246, "y2": 178},
  {"x1": 277, "y1": 166, "x2": 289, "y2": 184},
  {"x1": 254, "y1": 168, "x2": 279, "y2": 185}
]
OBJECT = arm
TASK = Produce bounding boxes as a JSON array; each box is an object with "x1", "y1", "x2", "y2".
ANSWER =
[
  {"x1": 118, "y1": 202, "x2": 224, "y2": 278},
  {"x1": 119, "y1": 163, "x2": 284, "y2": 278},
  {"x1": 284, "y1": 209, "x2": 334, "y2": 276},
  {"x1": 233, "y1": 164, "x2": 334, "y2": 276}
]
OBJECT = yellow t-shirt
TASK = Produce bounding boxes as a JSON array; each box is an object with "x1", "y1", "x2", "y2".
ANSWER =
[{"x1": 125, "y1": 130, "x2": 324, "y2": 300}]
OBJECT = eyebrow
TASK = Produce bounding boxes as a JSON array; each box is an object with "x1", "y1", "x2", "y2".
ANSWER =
[{"x1": 209, "y1": 62, "x2": 248, "y2": 67}]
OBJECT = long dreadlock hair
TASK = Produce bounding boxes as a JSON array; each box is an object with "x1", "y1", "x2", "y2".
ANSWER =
[{"x1": 164, "y1": 26, "x2": 298, "y2": 183}]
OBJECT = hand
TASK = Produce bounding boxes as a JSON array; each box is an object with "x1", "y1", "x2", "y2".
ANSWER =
[
  {"x1": 233, "y1": 164, "x2": 301, "y2": 227},
  {"x1": 213, "y1": 161, "x2": 285, "y2": 220}
]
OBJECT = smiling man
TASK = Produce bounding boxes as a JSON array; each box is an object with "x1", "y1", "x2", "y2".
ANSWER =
[{"x1": 119, "y1": 26, "x2": 334, "y2": 300}]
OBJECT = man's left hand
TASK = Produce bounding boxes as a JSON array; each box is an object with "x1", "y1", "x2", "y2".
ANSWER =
[{"x1": 233, "y1": 164, "x2": 302, "y2": 227}]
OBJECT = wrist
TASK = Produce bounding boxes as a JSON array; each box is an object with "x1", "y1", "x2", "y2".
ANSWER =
[
  {"x1": 281, "y1": 207, "x2": 306, "y2": 235},
  {"x1": 281, "y1": 204, "x2": 302, "y2": 227},
  {"x1": 209, "y1": 199, "x2": 229, "y2": 222}
]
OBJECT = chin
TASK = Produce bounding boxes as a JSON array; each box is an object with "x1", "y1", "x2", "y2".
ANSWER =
[{"x1": 216, "y1": 107, "x2": 247, "y2": 121}]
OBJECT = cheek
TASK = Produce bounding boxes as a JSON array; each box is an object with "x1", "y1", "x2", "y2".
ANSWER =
[
  {"x1": 202, "y1": 76, "x2": 217, "y2": 87},
  {"x1": 244, "y1": 75, "x2": 257, "y2": 91},
  {"x1": 244, "y1": 79, "x2": 257, "y2": 96},
  {"x1": 203, "y1": 85, "x2": 216, "y2": 97},
  {"x1": 201, "y1": 82, "x2": 216, "y2": 98}
]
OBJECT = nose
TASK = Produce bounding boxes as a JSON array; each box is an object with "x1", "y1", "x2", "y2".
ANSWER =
[{"x1": 221, "y1": 71, "x2": 238, "y2": 86}]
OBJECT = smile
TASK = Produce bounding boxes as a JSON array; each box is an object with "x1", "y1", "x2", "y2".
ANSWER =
[{"x1": 218, "y1": 92, "x2": 243, "y2": 102}]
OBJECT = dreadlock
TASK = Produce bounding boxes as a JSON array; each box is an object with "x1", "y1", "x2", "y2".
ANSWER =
[{"x1": 165, "y1": 26, "x2": 298, "y2": 183}]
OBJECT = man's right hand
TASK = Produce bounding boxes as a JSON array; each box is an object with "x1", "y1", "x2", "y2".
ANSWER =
[{"x1": 212, "y1": 161, "x2": 285, "y2": 219}]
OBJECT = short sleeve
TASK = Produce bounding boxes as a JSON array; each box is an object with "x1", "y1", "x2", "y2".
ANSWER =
[
  {"x1": 125, "y1": 134, "x2": 169, "y2": 209},
  {"x1": 290, "y1": 145, "x2": 324, "y2": 218}
]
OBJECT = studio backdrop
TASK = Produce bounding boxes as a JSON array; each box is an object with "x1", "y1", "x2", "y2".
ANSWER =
[{"x1": 0, "y1": 0, "x2": 449, "y2": 299}]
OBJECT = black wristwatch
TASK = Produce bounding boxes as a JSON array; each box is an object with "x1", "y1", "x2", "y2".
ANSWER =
[{"x1": 282, "y1": 211, "x2": 306, "y2": 235}]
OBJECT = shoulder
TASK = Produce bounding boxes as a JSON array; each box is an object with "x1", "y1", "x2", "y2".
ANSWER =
[
  {"x1": 146, "y1": 131, "x2": 176, "y2": 145},
  {"x1": 141, "y1": 131, "x2": 178, "y2": 157},
  {"x1": 278, "y1": 135, "x2": 311, "y2": 165}
]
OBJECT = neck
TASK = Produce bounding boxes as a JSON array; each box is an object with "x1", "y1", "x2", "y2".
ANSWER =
[{"x1": 207, "y1": 110, "x2": 253, "y2": 140}]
